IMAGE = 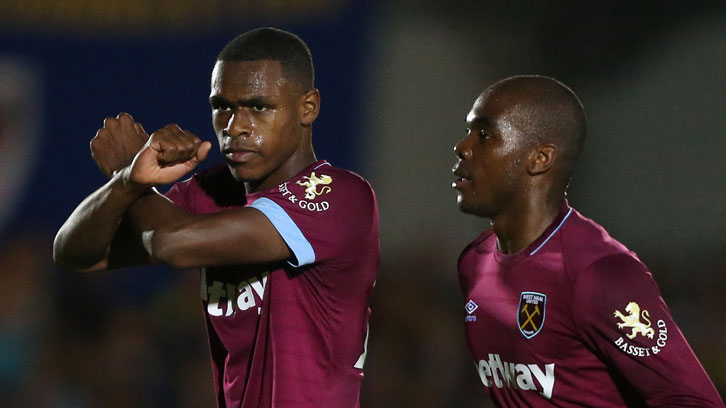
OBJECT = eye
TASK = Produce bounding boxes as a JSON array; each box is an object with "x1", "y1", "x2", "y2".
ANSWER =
[
  {"x1": 212, "y1": 103, "x2": 231, "y2": 112},
  {"x1": 467, "y1": 127, "x2": 489, "y2": 139},
  {"x1": 252, "y1": 104, "x2": 269, "y2": 112}
]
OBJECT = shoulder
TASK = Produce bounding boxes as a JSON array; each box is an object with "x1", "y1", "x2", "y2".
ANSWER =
[
  {"x1": 458, "y1": 229, "x2": 495, "y2": 272},
  {"x1": 576, "y1": 253, "x2": 652, "y2": 295},
  {"x1": 251, "y1": 161, "x2": 377, "y2": 229},
  {"x1": 253, "y1": 163, "x2": 379, "y2": 265},
  {"x1": 278, "y1": 162, "x2": 377, "y2": 214},
  {"x1": 558, "y1": 208, "x2": 643, "y2": 281},
  {"x1": 460, "y1": 229, "x2": 495, "y2": 259},
  {"x1": 562, "y1": 211, "x2": 659, "y2": 323},
  {"x1": 295, "y1": 164, "x2": 375, "y2": 197}
]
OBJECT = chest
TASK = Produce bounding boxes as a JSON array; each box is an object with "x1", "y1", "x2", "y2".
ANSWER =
[{"x1": 460, "y1": 254, "x2": 585, "y2": 362}]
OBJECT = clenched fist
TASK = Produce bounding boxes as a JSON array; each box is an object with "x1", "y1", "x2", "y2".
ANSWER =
[
  {"x1": 91, "y1": 112, "x2": 150, "y2": 178},
  {"x1": 126, "y1": 124, "x2": 212, "y2": 187}
]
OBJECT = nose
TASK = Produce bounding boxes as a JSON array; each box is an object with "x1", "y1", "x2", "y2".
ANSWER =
[
  {"x1": 454, "y1": 137, "x2": 472, "y2": 160},
  {"x1": 225, "y1": 108, "x2": 253, "y2": 138}
]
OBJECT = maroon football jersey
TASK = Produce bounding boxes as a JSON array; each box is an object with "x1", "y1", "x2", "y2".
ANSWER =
[
  {"x1": 166, "y1": 160, "x2": 379, "y2": 408},
  {"x1": 458, "y1": 202, "x2": 723, "y2": 406}
]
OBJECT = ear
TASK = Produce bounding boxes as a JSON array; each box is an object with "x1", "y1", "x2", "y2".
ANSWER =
[
  {"x1": 300, "y1": 88, "x2": 320, "y2": 127},
  {"x1": 527, "y1": 143, "x2": 557, "y2": 175}
]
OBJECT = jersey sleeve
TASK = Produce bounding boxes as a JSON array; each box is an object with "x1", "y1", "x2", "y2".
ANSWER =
[
  {"x1": 248, "y1": 169, "x2": 377, "y2": 268},
  {"x1": 572, "y1": 254, "x2": 723, "y2": 406}
]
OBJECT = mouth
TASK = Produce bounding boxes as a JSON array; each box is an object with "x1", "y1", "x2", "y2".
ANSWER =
[
  {"x1": 452, "y1": 164, "x2": 471, "y2": 190},
  {"x1": 224, "y1": 149, "x2": 258, "y2": 165},
  {"x1": 452, "y1": 178, "x2": 471, "y2": 190}
]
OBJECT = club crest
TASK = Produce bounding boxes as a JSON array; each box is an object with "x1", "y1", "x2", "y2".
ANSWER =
[{"x1": 518, "y1": 292, "x2": 546, "y2": 339}]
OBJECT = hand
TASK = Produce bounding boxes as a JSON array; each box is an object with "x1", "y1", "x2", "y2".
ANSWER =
[
  {"x1": 125, "y1": 124, "x2": 212, "y2": 187},
  {"x1": 91, "y1": 113, "x2": 149, "y2": 178}
]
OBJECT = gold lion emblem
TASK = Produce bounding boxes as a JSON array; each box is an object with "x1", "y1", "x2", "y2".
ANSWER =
[
  {"x1": 613, "y1": 301, "x2": 655, "y2": 339},
  {"x1": 296, "y1": 172, "x2": 333, "y2": 200}
]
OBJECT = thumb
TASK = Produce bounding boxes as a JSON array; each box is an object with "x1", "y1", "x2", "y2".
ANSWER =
[
  {"x1": 195, "y1": 141, "x2": 213, "y2": 163},
  {"x1": 134, "y1": 122, "x2": 150, "y2": 141}
]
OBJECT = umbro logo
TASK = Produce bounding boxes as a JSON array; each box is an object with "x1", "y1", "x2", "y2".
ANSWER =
[
  {"x1": 465, "y1": 300, "x2": 478, "y2": 314},
  {"x1": 465, "y1": 299, "x2": 478, "y2": 322}
]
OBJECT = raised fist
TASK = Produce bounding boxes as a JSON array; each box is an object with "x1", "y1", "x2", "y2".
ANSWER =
[
  {"x1": 126, "y1": 124, "x2": 212, "y2": 187},
  {"x1": 91, "y1": 113, "x2": 149, "y2": 178}
]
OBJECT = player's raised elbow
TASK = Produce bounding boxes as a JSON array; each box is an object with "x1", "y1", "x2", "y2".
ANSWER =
[
  {"x1": 52, "y1": 237, "x2": 76, "y2": 270},
  {"x1": 52, "y1": 231, "x2": 104, "y2": 272}
]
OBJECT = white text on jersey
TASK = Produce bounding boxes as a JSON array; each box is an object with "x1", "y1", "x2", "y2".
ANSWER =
[
  {"x1": 201, "y1": 269, "x2": 269, "y2": 317},
  {"x1": 476, "y1": 353, "x2": 555, "y2": 399}
]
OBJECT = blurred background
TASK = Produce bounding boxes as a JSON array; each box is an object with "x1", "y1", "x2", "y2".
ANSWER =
[{"x1": 1, "y1": 0, "x2": 724, "y2": 406}]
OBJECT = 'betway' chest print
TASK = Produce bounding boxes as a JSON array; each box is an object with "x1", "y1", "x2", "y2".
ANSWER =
[{"x1": 202, "y1": 269, "x2": 269, "y2": 317}]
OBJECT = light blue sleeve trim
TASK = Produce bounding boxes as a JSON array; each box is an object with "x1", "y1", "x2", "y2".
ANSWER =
[{"x1": 248, "y1": 197, "x2": 316, "y2": 267}]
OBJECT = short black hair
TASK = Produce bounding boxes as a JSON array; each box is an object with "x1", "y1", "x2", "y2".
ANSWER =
[
  {"x1": 217, "y1": 27, "x2": 315, "y2": 92},
  {"x1": 490, "y1": 75, "x2": 586, "y2": 185}
]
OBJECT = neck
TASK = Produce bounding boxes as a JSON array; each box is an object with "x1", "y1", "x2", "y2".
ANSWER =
[
  {"x1": 245, "y1": 141, "x2": 317, "y2": 194},
  {"x1": 492, "y1": 194, "x2": 565, "y2": 255}
]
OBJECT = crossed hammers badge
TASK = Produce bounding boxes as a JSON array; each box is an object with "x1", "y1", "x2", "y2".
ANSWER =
[{"x1": 518, "y1": 292, "x2": 547, "y2": 339}]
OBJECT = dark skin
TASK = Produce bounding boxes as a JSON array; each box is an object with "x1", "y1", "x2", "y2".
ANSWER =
[
  {"x1": 452, "y1": 80, "x2": 564, "y2": 254},
  {"x1": 53, "y1": 59, "x2": 321, "y2": 271},
  {"x1": 210, "y1": 60, "x2": 319, "y2": 192},
  {"x1": 90, "y1": 114, "x2": 150, "y2": 178}
]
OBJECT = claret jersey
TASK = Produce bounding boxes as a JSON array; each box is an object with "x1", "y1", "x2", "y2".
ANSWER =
[
  {"x1": 166, "y1": 160, "x2": 379, "y2": 408},
  {"x1": 458, "y1": 202, "x2": 723, "y2": 407}
]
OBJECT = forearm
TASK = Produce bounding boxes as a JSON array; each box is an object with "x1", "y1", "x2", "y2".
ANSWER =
[
  {"x1": 141, "y1": 214, "x2": 231, "y2": 269},
  {"x1": 53, "y1": 171, "x2": 149, "y2": 269},
  {"x1": 56, "y1": 120, "x2": 211, "y2": 270},
  {"x1": 140, "y1": 207, "x2": 291, "y2": 270}
]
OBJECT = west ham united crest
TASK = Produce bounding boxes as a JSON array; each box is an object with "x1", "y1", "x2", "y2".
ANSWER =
[{"x1": 518, "y1": 292, "x2": 546, "y2": 339}]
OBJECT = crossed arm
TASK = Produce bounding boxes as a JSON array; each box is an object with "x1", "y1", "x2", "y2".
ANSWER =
[{"x1": 53, "y1": 114, "x2": 290, "y2": 272}]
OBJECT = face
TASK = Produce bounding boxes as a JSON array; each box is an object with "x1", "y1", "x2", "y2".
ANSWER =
[
  {"x1": 452, "y1": 89, "x2": 532, "y2": 217},
  {"x1": 210, "y1": 60, "x2": 314, "y2": 190}
]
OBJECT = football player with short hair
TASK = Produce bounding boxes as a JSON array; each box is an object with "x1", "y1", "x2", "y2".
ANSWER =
[{"x1": 452, "y1": 75, "x2": 723, "y2": 406}]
